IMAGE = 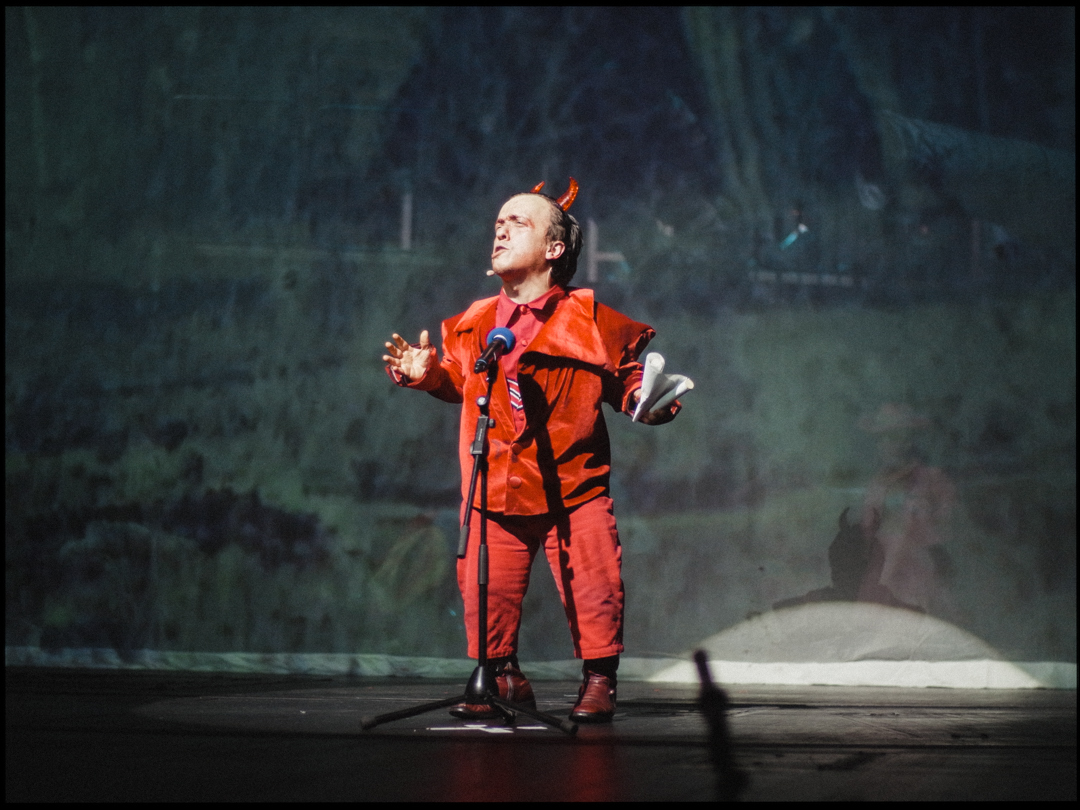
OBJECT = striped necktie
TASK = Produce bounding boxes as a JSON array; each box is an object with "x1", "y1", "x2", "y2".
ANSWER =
[{"x1": 507, "y1": 376, "x2": 524, "y2": 412}]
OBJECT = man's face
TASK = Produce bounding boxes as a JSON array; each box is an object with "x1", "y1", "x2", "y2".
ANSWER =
[{"x1": 490, "y1": 194, "x2": 565, "y2": 279}]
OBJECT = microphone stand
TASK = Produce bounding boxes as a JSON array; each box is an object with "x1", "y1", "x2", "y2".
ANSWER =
[{"x1": 362, "y1": 358, "x2": 577, "y2": 735}]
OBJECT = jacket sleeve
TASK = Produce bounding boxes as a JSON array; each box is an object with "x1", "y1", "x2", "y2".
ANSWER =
[
  {"x1": 594, "y1": 301, "x2": 681, "y2": 424},
  {"x1": 594, "y1": 302, "x2": 655, "y2": 414}
]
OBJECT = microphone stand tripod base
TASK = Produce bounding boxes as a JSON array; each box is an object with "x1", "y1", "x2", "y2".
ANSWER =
[
  {"x1": 359, "y1": 664, "x2": 578, "y2": 735},
  {"x1": 465, "y1": 663, "x2": 579, "y2": 735}
]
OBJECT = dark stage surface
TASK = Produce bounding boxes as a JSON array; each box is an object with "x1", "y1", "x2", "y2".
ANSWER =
[{"x1": 5, "y1": 667, "x2": 1075, "y2": 802}]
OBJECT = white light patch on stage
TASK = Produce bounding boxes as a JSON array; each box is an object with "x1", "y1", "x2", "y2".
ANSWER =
[{"x1": 644, "y1": 602, "x2": 1077, "y2": 689}]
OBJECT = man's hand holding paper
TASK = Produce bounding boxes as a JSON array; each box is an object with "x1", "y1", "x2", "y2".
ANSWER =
[{"x1": 632, "y1": 352, "x2": 693, "y2": 424}]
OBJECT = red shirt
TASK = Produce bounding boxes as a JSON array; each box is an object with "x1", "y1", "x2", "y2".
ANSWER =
[{"x1": 496, "y1": 286, "x2": 566, "y2": 433}]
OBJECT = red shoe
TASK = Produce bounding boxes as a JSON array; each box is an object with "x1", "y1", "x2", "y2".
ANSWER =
[
  {"x1": 449, "y1": 662, "x2": 536, "y2": 720},
  {"x1": 569, "y1": 672, "x2": 617, "y2": 722}
]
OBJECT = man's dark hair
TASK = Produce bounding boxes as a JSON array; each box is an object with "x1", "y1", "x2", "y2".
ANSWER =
[{"x1": 536, "y1": 195, "x2": 583, "y2": 287}]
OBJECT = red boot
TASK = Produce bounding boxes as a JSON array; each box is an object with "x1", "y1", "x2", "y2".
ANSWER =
[
  {"x1": 569, "y1": 671, "x2": 617, "y2": 723},
  {"x1": 449, "y1": 659, "x2": 536, "y2": 720}
]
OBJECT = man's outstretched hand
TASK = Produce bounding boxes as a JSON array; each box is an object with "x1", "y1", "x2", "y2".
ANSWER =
[{"x1": 383, "y1": 330, "x2": 435, "y2": 381}]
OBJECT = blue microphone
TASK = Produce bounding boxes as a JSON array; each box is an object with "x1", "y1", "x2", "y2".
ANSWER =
[{"x1": 474, "y1": 327, "x2": 516, "y2": 372}]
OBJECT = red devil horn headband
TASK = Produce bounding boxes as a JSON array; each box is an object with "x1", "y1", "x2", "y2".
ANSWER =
[{"x1": 530, "y1": 177, "x2": 579, "y2": 211}]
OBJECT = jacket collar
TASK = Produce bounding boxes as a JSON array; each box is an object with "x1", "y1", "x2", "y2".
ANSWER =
[{"x1": 452, "y1": 287, "x2": 614, "y2": 372}]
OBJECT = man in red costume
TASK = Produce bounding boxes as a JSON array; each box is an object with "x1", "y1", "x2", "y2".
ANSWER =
[{"x1": 383, "y1": 179, "x2": 680, "y2": 722}]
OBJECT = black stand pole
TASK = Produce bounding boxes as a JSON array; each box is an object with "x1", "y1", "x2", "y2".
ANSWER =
[
  {"x1": 362, "y1": 362, "x2": 577, "y2": 735},
  {"x1": 694, "y1": 650, "x2": 748, "y2": 800}
]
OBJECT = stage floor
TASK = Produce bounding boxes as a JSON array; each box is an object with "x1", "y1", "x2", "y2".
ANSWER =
[{"x1": 6, "y1": 667, "x2": 1076, "y2": 802}]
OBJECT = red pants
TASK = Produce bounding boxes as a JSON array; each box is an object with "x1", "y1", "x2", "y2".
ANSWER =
[{"x1": 457, "y1": 496, "x2": 625, "y2": 660}]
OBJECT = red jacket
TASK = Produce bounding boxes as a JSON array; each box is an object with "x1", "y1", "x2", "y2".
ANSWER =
[{"x1": 405, "y1": 288, "x2": 656, "y2": 516}]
